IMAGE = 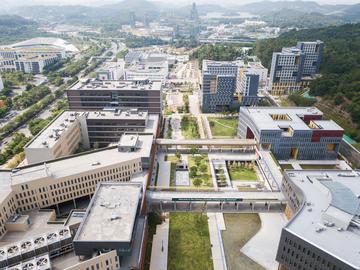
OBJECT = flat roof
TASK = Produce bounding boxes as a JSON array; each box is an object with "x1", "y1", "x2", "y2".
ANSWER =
[
  {"x1": 284, "y1": 170, "x2": 360, "y2": 269},
  {"x1": 75, "y1": 183, "x2": 142, "y2": 242},
  {"x1": 240, "y1": 107, "x2": 342, "y2": 131},
  {"x1": 69, "y1": 79, "x2": 162, "y2": 91},
  {"x1": 7, "y1": 37, "x2": 78, "y2": 52},
  {"x1": 119, "y1": 134, "x2": 139, "y2": 148},
  {"x1": 11, "y1": 135, "x2": 153, "y2": 185},
  {"x1": 26, "y1": 110, "x2": 158, "y2": 150},
  {"x1": 26, "y1": 111, "x2": 84, "y2": 149}
]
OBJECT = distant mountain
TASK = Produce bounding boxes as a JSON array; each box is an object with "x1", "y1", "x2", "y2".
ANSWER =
[
  {"x1": 262, "y1": 9, "x2": 346, "y2": 28},
  {"x1": 14, "y1": 0, "x2": 159, "y2": 26},
  {"x1": 238, "y1": 1, "x2": 350, "y2": 15},
  {"x1": 0, "y1": 15, "x2": 45, "y2": 45}
]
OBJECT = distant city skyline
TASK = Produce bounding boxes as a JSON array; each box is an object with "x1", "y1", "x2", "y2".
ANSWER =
[{"x1": 3, "y1": 0, "x2": 360, "y2": 8}]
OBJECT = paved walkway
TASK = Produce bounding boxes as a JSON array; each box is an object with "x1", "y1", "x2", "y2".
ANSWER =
[
  {"x1": 241, "y1": 213, "x2": 287, "y2": 270},
  {"x1": 197, "y1": 115, "x2": 206, "y2": 139},
  {"x1": 202, "y1": 115, "x2": 213, "y2": 139},
  {"x1": 150, "y1": 219, "x2": 169, "y2": 270},
  {"x1": 157, "y1": 153, "x2": 170, "y2": 187},
  {"x1": 207, "y1": 213, "x2": 227, "y2": 270},
  {"x1": 171, "y1": 114, "x2": 183, "y2": 140}
]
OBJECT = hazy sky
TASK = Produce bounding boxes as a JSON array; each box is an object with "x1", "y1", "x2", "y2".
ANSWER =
[{"x1": 5, "y1": 0, "x2": 360, "y2": 6}]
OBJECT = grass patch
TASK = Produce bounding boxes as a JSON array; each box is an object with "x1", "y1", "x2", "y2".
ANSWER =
[
  {"x1": 280, "y1": 97, "x2": 296, "y2": 107},
  {"x1": 300, "y1": 164, "x2": 338, "y2": 170},
  {"x1": 188, "y1": 154, "x2": 213, "y2": 187},
  {"x1": 166, "y1": 155, "x2": 180, "y2": 186},
  {"x1": 354, "y1": 143, "x2": 360, "y2": 151},
  {"x1": 222, "y1": 214, "x2": 264, "y2": 270},
  {"x1": 144, "y1": 212, "x2": 162, "y2": 270},
  {"x1": 181, "y1": 115, "x2": 199, "y2": 139},
  {"x1": 227, "y1": 163, "x2": 258, "y2": 181},
  {"x1": 280, "y1": 164, "x2": 294, "y2": 170},
  {"x1": 168, "y1": 213, "x2": 213, "y2": 270},
  {"x1": 154, "y1": 163, "x2": 159, "y2": 186},
  {"x1": 316, "y1": 102, "x2": 359, "y2": 139},
  {"x1": 208, "y1": 117, "x2": 238, "y2": 137}
]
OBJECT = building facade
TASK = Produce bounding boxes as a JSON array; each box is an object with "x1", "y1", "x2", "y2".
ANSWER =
[
  {"x1": 238, "y1": 107, "x2": 344, "y2": 160},
  {"x1": 200, "y1": 60, "x2": 239, "y2": 113},
  {"x1": 269, "y1": 47, "x2": 305, "y2": 95},
  {"x1": 296, "y1": 40, "x2": 324, "y2": 76},
  {"x1": 269, "y1": 40, "x2": 324, "y2": 95},
  {"x1": 67, "y1": 79, "x2": 162, "y2": 114},
  {"x1": 277, "y1": 170, "x2": 360, "y2": 270},
  {"x1": 239, "y1": 70, "x2": 260, "y2": 106}
]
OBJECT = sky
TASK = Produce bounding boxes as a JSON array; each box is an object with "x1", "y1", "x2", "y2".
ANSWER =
[{"x1": 4, "y1": 0, "x2": 360, "y2": 6}]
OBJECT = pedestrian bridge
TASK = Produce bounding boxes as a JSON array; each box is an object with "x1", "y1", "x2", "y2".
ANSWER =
[
  {"x1": 146, "y1": 189, "x2": 286, "y2": 212},
  {"x1": 155, "y1": 139, "x2": 257, "y2": 152}
]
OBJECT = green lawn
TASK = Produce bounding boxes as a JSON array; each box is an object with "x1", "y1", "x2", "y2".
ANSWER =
[
  {"x1": 168, "y1": 213, "x2": 213, "y2": 270},
  {"x1": 227, "y1": 165, "x2": 258, "y2": 181},
  {"x1": 181, "y1": 116, "x2": 200, "y2": 139},
  {"x1": 144, "y1": 212, "x2": 162, "y2": 270},
  {"x1": 188, "y1": 155, "x2": 213, "y2": 187},
  {"x1": 222, "y1": 214, "x2": 264, "y2": 270},
  {"x1": 208, "y1": 117, "x2": 238, "y2": 137},
  {"x1": 165, "y1": 155, "x2": 180, "y2": 186}
]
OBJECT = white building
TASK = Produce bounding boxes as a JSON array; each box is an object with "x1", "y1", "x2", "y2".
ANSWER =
[
  {"x1": 0, "y1": 37, "x2": 77, "y2": 74},
  {"x1": 96, "y1": 60, "x2": 125, "y2": 80},
  {"x1": 0, "y1": 75, "x2": 3, "y2": 91},
  {"x1": 124, "y1": 53, "x2": 169, "y2": 81}
]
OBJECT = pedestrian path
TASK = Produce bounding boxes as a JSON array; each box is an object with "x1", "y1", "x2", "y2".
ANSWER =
[
  {"x1": 157, "y1": 153, "x2": 170, "y2": 187},
  {"x1": 207, "y1": 213, "x2": 227, "y2": 270},
  {"x1": 150, "y1": 219, "x2": 169, "y2": 270}
]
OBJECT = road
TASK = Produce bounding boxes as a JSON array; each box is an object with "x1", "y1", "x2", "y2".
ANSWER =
[{"x1": 0, "y1": 39, "x2": 118, "y2": 154}]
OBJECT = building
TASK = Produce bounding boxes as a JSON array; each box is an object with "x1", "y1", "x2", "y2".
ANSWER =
[
  {"x1": 239, "y1": 69, "x2": 260, "y2": 106},
  {"x1": 73, "y1": 182, "x2": 145, "y2": 259},
  {"x1": 238, "y1": 107, "x2": 344, "y2": 160},
  {"x1": 296, "y1": 40, "x2": 324, "y2": 76},
  {"x1": 200, "y1": 60, "x2": 239, "y2": 113},
  {"x1": 67, "y1": 78, "x2": 162, "y2": 114},
  {"x1": 124, "y1": 53, "x2": 169, "y2": 81},
  {"x1": 0, "y1": 75, "x2": 3, "y2": 91},
  {"x1": 0, "y1": 133, "x2": 154, "y2": 240},
  {"x1": 0, "y1": 38, "x2": 76, "y2": 74},
  {"x1": 269, "y1": 40, "x2": 324, "y2": 95},
  {"x1": 25, "y1": 109, "x2": 159, "y2": 164},
  {"x1": 7, "y1": 37, "x2": 79, "y2": 53},
  {"x1": 247, "y1": 61, "x2": 268, "y2": 87},
  {"x1": 269, "y1": 47, "x2": 305, "y2": 95},
  {"x1": 277, "y1": 170, "x2": 360, "y2": 270},
  {"x1": 96, "y1": 60, "x2": 125, "y2": 80}
]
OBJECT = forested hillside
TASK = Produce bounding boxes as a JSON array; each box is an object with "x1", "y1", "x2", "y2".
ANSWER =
[
  {"x1": 0, "y1": 15, "x2": 43, "y2": 44},
  {"x1": 255, "y1": 23, "x2": 360, "y2": 140}
]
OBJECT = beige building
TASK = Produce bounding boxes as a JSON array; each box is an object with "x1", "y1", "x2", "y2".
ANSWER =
[
  {"x1": 25, "y1": 109, "x2": 159, "y2": 164},
  {"x1": 64, "y1": 250, "x2": 119, "y2": 270},
  {"x1": 0, "y1": 134, "x2": 153, "y2": 240}
]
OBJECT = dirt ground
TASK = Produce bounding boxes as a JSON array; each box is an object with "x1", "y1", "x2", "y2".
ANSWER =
[{"x1": 222, "y1": 214, "x2": 265, "y2": 270}]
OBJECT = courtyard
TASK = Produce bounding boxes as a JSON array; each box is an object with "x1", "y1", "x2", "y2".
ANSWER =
[
  {"x1": 208, "y1": 117, "x2": 238, "y2": 138},
  {"x1": 226, "y1": 161, "x2": 259, "y2": 181}
]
